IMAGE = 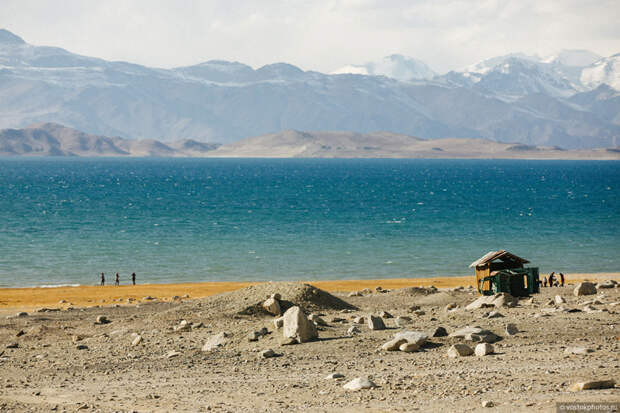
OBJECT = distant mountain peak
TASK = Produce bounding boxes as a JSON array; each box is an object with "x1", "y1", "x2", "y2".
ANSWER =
[
  {"x1": 0, "y1": 29, "x2": 26, "y2": 45},
  {"x1": 543, "y1": 49, "x2": 602, "y2": 67},
  {"x1": 331, "y1": 54, "x2": 436, "y2": 80}
]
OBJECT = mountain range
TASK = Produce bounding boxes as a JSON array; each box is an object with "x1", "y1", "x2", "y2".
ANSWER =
[
  {"x1": 0, "y1": 29, "x2": 618, "y2": 149},
  {"x1": 2, "y1": 123, "x2": 617, "y2": 160}
]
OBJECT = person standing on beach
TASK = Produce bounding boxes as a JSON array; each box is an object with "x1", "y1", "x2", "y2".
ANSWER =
[
  {"x1": 131, "y1": 272, "x2": 136, "y2": 285},
  {"x1": 115, "y1": 272, "x2": 120, "y2": 286},
  {"x1": 548, "y1": 272, "x2": 555, "y2": 287},
  {"x1": 559, "y1": 273, "x2": 565, "y2": 287},
  {"x1": 100, "y1": 272, "x2": 105, "y2": 286},
  {"x1": 543, "y1": 276, "x2": 547, "y2": 287}
]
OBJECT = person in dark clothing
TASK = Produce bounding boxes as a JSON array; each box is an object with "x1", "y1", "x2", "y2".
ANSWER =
[
  {"x1": 559, "y1": 273, "x2": 565, "y2": 287},
  {"x1": 131, "y1": 272, "x2": 136, "y2": 285},
  {"x1": 100, "y1": 272, "x2": 105, "y2": 286},
  {"x1": 543, "y1": 276, "x2": 548, "y2": 287},
  {"x1": 548, "y1": 272, "x2": 555, "y2": 287},
  {"x1": 115, "y1": 272, "x2": 120, "y2": 286}
]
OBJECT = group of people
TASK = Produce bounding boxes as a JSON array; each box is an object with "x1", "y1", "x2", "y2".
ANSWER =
[
  {"x1": 542, "y1": 271, "x2": 564, "y2": 287},
  {"x1": 99, "y1": 272, "x2": 136, "y2": 286}
]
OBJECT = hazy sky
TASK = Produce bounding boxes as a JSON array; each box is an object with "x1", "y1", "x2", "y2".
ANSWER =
[{"x1": 2, "y1": 0, "x2": 619, "y2": 73}]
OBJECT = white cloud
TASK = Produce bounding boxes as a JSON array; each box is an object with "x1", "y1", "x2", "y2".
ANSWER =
[{"x1": 1, "y1": 0, "x2": 618, "y2": 73}]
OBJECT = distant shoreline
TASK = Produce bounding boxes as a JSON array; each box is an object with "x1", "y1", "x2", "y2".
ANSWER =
[
  {"x1": 2, "y1": 155, "x2": 620, "y2": 161},
  {"x1": 1, "y1": 272, "x2": 618, "y2": 311},
  {"x1": 2, "y1": 124, "x2": 619, "y2": 160}
]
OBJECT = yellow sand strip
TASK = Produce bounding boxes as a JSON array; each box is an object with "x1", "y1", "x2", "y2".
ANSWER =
[{"x1": 0, "y1": 273, "x2": 618, "y2": 311}]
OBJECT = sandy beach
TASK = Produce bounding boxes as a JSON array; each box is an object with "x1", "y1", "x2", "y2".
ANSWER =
[
  {"x1": 1, "y1": 273, "x2": 618, "y2": 412},
  {"x1": 1, "y1": 273, "x2": 618, "y2": 311}
]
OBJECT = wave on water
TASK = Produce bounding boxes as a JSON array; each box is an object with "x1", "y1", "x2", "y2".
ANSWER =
[{"x1": 32, "y1": 284, "x2": 81, "y2": 289}]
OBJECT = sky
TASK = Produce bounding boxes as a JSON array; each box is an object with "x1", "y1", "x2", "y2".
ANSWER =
[{"x1": 1, "y1": 0, "x2": 619, "y2": 73}]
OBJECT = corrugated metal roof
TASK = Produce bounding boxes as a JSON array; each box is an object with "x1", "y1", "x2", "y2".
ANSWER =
[{"x1": 469, "y1": 250, "x2": 530, "y2": 268}]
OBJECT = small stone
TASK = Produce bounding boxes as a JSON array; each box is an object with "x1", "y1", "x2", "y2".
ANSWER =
[
  {"x1": 352, "y1": 316, "x2": 365, "y2": 324},
  {"x1": 367, "y1": 315, "x2": 386, "y2": 330},
  {"x1": 573, "y1": 282, "x2": 597, "y2": 296},
  {"x1": 564, "y1": 347, "x2": 593, "y2": 355},
  {"x1": 394, "y1": 316, "x2": 412, "y2": 327},
  {"x1": 475, "y1": 343, "x2": 494, "y2": 356},
  {"x1": 166, "y1": 351, "x2": 180, "y2": 358},
  {"x1": 379, "y1": 311, "x2": 393, "y2": 319},
  {"x1": 262, "y1": 297, "x2": 281, "y2": 316},
  {"x1": 343, "y1": 377, "x2": 377, "y2": 391},
  {"x1": 325, "y1": 373, "x2": 344, "y2": 380},
  {"x1": 248, "y1": 331, "x2": 260, "y2": 342},
  {"x1": 555, "y1": 295, "x2": 567, "y2": 305},
  {"x1": 486, "y1": 310, "x2": 504, "y2": 318},
  {"x1": 260, "y1": 349, "x2": 280, "y2": 358},
  {"x1": 94, "y1": 316, "x2": 110, "y2": 325},
  {"x1": 444, "y1": 303, "x2": 458, "y2": 312},
  {"x1": 429, "y1": 326, "x2": 448, "y2": 337},
  {"x1": 505, "y1": 323, "x2": 518, "y2": 335},
  {"x1": 447, "y1": 344, "x2": 473, "y2": 358},
  {"x1": 174, "y1": 320, "x2": 191, "y2": 332},
  {"x1": 596, "y1": 280, "x2": 616, "y2": 289},
  {"x1": 360, "y1": 288, "x2": 372, "y2": 295},
  {"x1": 273, "y1": 317, "x2": 284, "y2": 329},
  {"x1": 76, "y1": 344, "x2": 88, "y2": 350},
  {"x1": 399, "y1": 342, "x2": 420, "y2": 352},
  {"x1": 201, "y1": 332, "x2": 229, "y2": 352},
  {"x1": 131, "y1": 335, "x2": 142, "y2": 346},
  {"x1": 308, "y1": 314, "x2": 328, "y2": 326},
  {"x1": 16, "y1": 312, "x2": 28, "y2": 317},
  {"x1": 15, "y1": 330, "x2": 25, "y2": 337},
  {"x1": 6, "y1": 342, "x2": 18, "y2": 349},
  {"x1": 569, "y1": 380, "x2": 615, "y2": 391},
  {"x1": 279, "y1": 337, "x2": 297, "y2": 346},
  {"x1": 482, "y1": 400, "x2": 494, "y2": 408},
  {"x1": 347, "y1": 326, "x2": 361, "y2": 336},
  {"x1": 382, "y1": 338, "x2": 407, "y2": 351},
  {"x1": 348, "y1": 291, "x2": 362, "y2": 297}
]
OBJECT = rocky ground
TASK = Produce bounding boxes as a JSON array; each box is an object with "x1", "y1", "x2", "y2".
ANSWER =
[{"x1": 0, "y1": 281, "x2": 618, "y2": 412}]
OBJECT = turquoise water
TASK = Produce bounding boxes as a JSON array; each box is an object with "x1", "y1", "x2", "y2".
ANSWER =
[{"x1": 0, "y1": 158, "x2": 618, "y2": 287}]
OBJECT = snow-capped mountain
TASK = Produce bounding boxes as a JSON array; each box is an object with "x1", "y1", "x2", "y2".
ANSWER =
[
  {"x1": 331, "y1": 54, "x2": 436, "y2": 81},
  {"x1": 443, "y1": 50, "x2": 614, "y2": 99},
  {"x1": 581, "y1": 54, "x2": 620, "y2": 91},
  {"x1": 0, "y1": 29, "x2": 618, "y2": 149}
]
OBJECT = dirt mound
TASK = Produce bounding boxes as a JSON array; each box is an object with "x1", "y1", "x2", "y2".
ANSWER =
[{"x1": 199, "y1": 281, "x2": 357, "y2": 316}]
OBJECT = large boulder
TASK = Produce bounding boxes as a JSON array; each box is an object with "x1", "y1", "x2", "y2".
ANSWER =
[
  {"x1": 573, "y1": 282, "x2": 597, "y2": 296},
  {"x1": 262, "y1": 297, "x2": 281, "y2": 315},
  {"x1": 367, "y1": 315, "x2": 386, "y2": 330},
  {"x1": 449, "y1": 326, "x2": 500, "y2": 343},
  {"x1": 282, "y1": 306, "x2": 318, "y2": 343},
  {"x1": 381, "y1": 331, "x2": 428, "y2": 352}
]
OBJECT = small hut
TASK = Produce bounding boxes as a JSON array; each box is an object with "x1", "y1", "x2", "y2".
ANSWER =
[{"x1": 470, "y1": 250, "x2": 539, "y2": 296}]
